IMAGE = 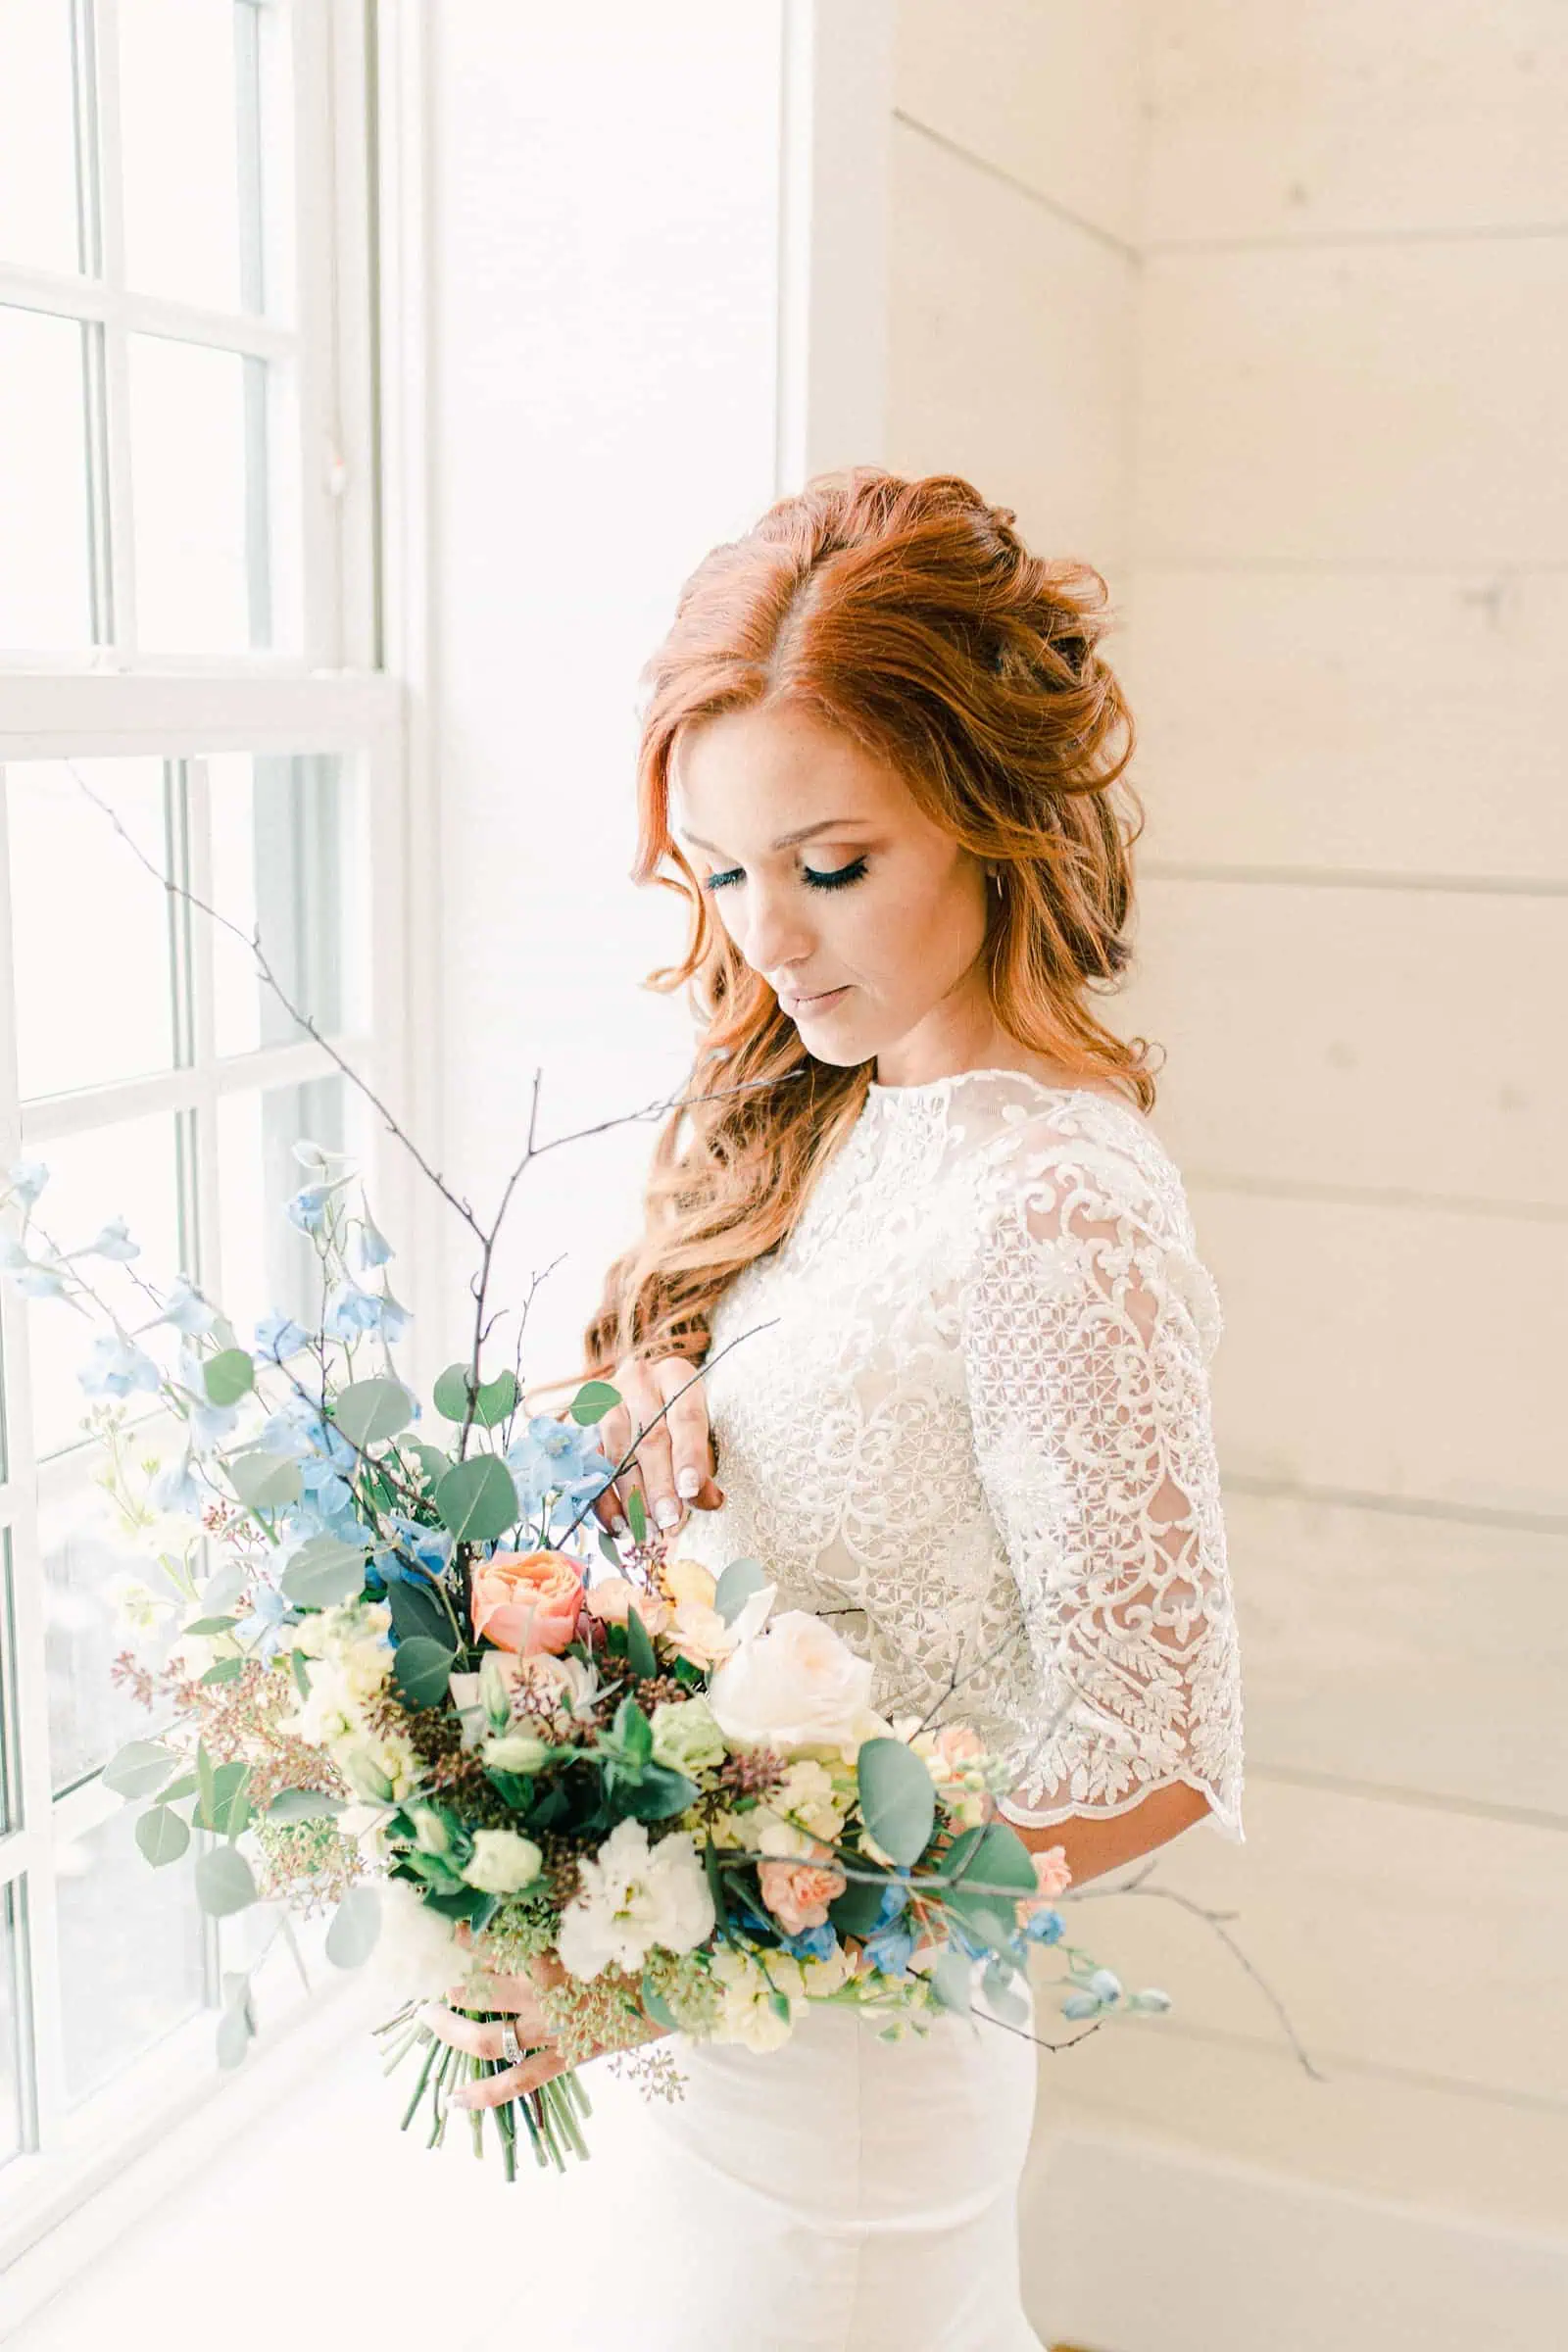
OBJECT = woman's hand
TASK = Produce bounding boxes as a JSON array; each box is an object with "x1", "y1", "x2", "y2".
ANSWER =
[
  {"x1": 591, "y1": 1352, "x2": 723, "y2": 1542},
  {"x1": 418, "y1": 1944, "x2": 669, "y2": 2109}
]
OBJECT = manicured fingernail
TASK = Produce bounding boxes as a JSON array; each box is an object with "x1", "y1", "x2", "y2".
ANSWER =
[
  {"x1": 611, "y1": 1515, "x2": 630, "y2": 1538},
  {"x1": 654, "y1": 1496, "x2": 680, "y2": 1530},
  {"x1": 675, "y1": 1468, "x2": 701, "y2": 1499}
]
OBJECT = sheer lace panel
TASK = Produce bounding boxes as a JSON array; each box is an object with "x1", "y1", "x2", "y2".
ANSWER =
[{"x1": 961, "y1": 1120, "x2": 1244, "y2": 1839}]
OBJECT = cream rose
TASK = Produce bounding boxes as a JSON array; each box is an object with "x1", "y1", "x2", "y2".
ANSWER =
[{"x1": 708, "y1": 1610, "x2": 879, "y2": 1753}]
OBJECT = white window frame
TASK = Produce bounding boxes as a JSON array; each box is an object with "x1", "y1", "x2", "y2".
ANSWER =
[{"x1": 0, "y1": 0, "x2": 431, "y2": 2282}]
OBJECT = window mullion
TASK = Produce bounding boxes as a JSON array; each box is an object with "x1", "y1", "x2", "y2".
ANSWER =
[
  {"x1": 0, "y1": 768, "x2": 70, "y2": 2160},
  {"x1": 87, "y1": 0, "x2": 136, "y2": 665},
  {"x1": 184, "y1": 759, "x2": 223, "y2": 1326}
]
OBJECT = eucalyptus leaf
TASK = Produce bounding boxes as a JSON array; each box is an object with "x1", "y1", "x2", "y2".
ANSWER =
[
  {"x1": 103, "y1": 1738, "x2": 177, "y2": 1799},
  {"x1": 194, "y1": 1844, "x2": 258, "y2": 1917},
  {"x1": 856, "y1": 1737, "x2": 937, "y2": 1868},
  {"x1": 713, "y1": 1557, "x2": 768, "y2": 1626},
  {"x1": 470, "y1": 1369, "x2": 519, "y2": 1427},
  {"x1": 280, "y1": 1534, "x2": 368, "y2": 1609},
  {"x1": 431, "y1": 1362, "x2": 476, "y2": 1422},
  {"x1": 828, "y1": 1873, "x2": 892, "y2": 1940},
  {"x1": 624, "y1": 1604, "x2": 658, "y2": 1681},
  {"x1": 200, "y1": 1655, "x2": 245, "y2": 1686},
  {"x1": 569, "y1": 1379, "x2": 620, "y2": 1426},
  {"x1": 334, "y1": 1376, "x2": 416, "y2": 1448},
  {"x1": 181, "y1": 1614, "x2": 238, "y2": 1637},
  {"x1": 410, "y1": 1441, "x2": 451, "y2": 1486},
  {"x1": 226, "y1": 1447, "x2": 305, "y2": 1513},
  {"x1": 385, "y1": 1573, "x2": 452, "y2": 1649},
  {"x1": 202, "y1": 1348, "x2": 255, "y2": 1407},
  {"x1": 394, "y1": 1635, "x2": 455, "y2": 1710},
  {"x1": 135, "y1": 1805, "x2": 191, "y2": 1867},
  {"x1": 928, "y1": 1947, "x2": 974, "y2": 2017},
  {"x1": 639, "y1": 1974, "x2": 679, "y2": 2033},
  {"x1": 434, "y1": 1453, "x2": 518, "y2": 1544},
  {"x1": 626, "y1": 1486, "x2": 648, "y2": 1546},
  {"x1": 325, "y1": 1884, "x2": 382, "y2": 1968},
  {"x1": 267, "y1": 1788, "x2": 347, "y2": 1824}
]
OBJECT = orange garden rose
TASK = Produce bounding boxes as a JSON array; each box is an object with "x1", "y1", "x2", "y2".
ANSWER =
[{"x1": 470, "y1": 1549, "x2": 585, "y2": 1656}]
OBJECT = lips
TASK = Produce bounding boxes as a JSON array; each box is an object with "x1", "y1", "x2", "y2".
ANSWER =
[{"x1": 778, "y1": 984, "x2": 849, "y2": 1014}]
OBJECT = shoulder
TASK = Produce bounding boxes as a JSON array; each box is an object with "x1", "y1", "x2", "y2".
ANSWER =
[{"x1": 950, "y1": 1073, "x2": 1223, "y2": 1358}]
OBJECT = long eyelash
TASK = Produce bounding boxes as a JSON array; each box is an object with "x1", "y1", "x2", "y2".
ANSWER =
[
  {"x1": 802, "y1": 858, "x2": 867, "y2": 892},
  {"x1": 701, "y1": 857, "x2": 868, "y2": 894}
]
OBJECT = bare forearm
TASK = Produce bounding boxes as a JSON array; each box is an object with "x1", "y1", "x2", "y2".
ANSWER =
[{"x1": 1004, "y1": 1779, "x2": 1211, "y2": 1887}]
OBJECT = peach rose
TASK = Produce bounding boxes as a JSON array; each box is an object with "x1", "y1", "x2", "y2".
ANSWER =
[
  {"x1": 1027, "y1": 1844, "x2": 1073, "y2": 1902},
  {"x1": 470, "y1": 1550, "x2": 584, "y2": 1656},
  {"x1": 758, "y1": 1858, "x2": 847, "y2": 1936},
  {"x1": 582, "y1": 1576, "x2": 670, "y2": 1637}
]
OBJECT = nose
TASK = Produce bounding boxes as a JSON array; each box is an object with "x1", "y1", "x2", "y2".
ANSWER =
[{"x1": 734, "y1": 875, "x2": 815, "y2": 977}]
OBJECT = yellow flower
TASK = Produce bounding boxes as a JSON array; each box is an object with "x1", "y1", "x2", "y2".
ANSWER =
[{"x1": 661, "y1": 1556, "x2": 717, "y2": 1611}]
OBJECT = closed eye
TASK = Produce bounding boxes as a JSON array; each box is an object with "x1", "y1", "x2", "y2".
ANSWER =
[{"x1": 701, "y1": 857, "x2": 868, "y2": 895}]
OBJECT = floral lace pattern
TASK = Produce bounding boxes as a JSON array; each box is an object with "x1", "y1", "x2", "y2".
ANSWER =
[{"x1": 673, "y1": 1068, "x2": 1245, "y2": 1844}]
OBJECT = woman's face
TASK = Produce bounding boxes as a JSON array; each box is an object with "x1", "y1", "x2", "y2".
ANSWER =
[{"x1": 668, "y1": 700, "x2": 1002, "y2": 1084}]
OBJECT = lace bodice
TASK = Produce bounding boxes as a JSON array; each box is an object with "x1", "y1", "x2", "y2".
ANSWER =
[{"x1": 673, "y1": 1067, "x2": 1245, "y2": 1843}]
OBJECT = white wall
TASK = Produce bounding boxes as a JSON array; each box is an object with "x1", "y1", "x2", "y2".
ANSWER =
[{"x1": 886, "y1": 5, "x2": 1568, "y2": 2346}]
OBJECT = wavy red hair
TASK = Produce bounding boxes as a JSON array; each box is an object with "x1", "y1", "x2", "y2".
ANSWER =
[{"x1": 582, "y1": 466, "x2": 1157, "y2": 1379}]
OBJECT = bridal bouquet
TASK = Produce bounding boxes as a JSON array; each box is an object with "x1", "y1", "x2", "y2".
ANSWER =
[{"x1": 2, "y1": 1139, "x2": 1162, "y2": 2182}]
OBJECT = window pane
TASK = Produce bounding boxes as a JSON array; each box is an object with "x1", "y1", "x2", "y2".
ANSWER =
[
  {"x1": 0, "y1": 308, "x2": 93, "y2": 650},
  {"x1": 0, "y1": 1879, "x2": 27, "y2": 2166},
  {"x1": 210, "y1": 756, "x2": 368, "y2": 1055},
  {"x1": 0, "y1": 1, "x2": 81, "y2": 276},
  {"x1": 8, "y1": 757, "x2": 176, "y2": 1102},
  {"x1": 42, "y1": 1468, "x2": 189, "y2": 1798},
  {"x1": 128, "y1": 335, "x2": 273, "y2": 655},
  {"x1": 217, "y1": 1072, "x2": 356, "y2": 1342},
  {"x1": 120, "y1": 0, "x2": 251, "y2": 313},
  {"x1": 0, "y1": 1537, "x2": 17, "y2": 1834},
  {"x1": 21, "y1": 1114, "x2": 185, "y2": 1463},
  {"x1": 55, "y1": 1800, "x2": 207, "y2": 2106}
]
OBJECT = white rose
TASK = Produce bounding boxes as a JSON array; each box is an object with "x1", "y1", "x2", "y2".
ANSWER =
[
  {"x1": 556, "y1": 1822, "x2": 714, "y2": 1982},
  {"x1": 363, "y1": 1876, "x2": 466, "y2": 2006},
  {"x1": 708, "y1": 1611, "x2": 879, "y2": 1753},
  {"x1": 462, "y1": 1828, "x2": 544, "y2": 1895}
]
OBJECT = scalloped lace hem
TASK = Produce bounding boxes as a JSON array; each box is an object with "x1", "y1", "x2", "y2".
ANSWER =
[{"x1": 996, "y1": 1771, "x2": 1245, "y2": 1846}]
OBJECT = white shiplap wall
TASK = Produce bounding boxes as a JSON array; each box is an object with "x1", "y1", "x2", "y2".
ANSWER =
[{"x1": 890, "y1": 7, "x2": 1568, "y2": 2347}]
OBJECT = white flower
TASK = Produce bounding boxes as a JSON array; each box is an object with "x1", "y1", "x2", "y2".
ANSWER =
[
  {"x1": 337, "y1": 1733, "x2": 423, "y2": 1805},
  {"x1": 556, "y1": 1822, "x2": 714, "y2": 1982},
  {"x1": 708, "y1": 1610, "x2": 880, "y2": 1753},
  {"x1": 462, "y1": 1828, "x2": 543, "y2": 1894},
  {"x1": 708, "y1": 1949, "x2": 796, "y2": 2052},
  {"x1": 363, "y1": 1876, "x2": 466, "y2": 2006}
]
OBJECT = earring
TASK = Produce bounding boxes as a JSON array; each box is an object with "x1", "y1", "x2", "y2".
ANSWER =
[{"x1": 988, "y1": 866, "x2": 1004, "y2": 893}]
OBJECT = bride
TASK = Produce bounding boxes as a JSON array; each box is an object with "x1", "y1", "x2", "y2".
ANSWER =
[{"x1": 423, "y1": 467, "x2": 1245, "y2": 2350}]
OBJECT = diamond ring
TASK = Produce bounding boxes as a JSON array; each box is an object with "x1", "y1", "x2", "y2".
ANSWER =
[{"x1": 500, "y1": 2018, "x2": 522, "y2": 2066}]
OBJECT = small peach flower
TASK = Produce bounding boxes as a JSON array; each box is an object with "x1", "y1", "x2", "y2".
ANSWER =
[
  {"x1": 661, "y1": 1555, "x2": 717, "y2": 1611},
  {"x1": 583, "y1": 1576, "x2": 670, "y2": 1636},
  {"x1": 758, "y1": 1858, "x2": 847, "y2": 1936},
  {"x1": 935, "y1": 1724, "x2": 985, "y2": 1771},
  {"x1": 470, "y1": 1550, "x2": 584, "y2": 1656},
  {"x1": 1028, "y1": 1844, "x2": 1073, "y2": 1902}
]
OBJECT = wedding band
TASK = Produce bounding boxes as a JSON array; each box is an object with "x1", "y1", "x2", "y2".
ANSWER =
[{"x1": 501, "y1": 2018, "x2": 522, "y2": 2065}]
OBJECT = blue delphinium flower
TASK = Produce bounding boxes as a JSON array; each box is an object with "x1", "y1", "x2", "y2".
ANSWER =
[
  {"x1": 285, "y1": 1184, "x2": 334, "y2": 1234},
  {"x1": 375, "y1": 1287, "x2": 412, "y2": 1344},
  {"x1": 232, "y1": 1578, "x2": 294, "y2": 1661},
  {"x1": 7, "y1": 1157, "x2": 48, "y2": 1207},
  {"x1": 356, "y1": 1207, "x2": 394, "y2": 1269},
  {"x1": 150, "y1": 1452, "x2": 204, "y2": 1516},
  {"x1": 161, "y1": 1275, "x2": 218, "y2": 1336},
  {"x1": 322, "y1": 1282, "x2": 383, "y2": 1342},
  {"x1": 1024, "y1": 1905, "x2": 1064, "y2": 1946},
  {"x1": 254, "y1": 1310, "x2": 311, "y2": 1364},
  {"x1": 87, "y1": 1216, "x2": 140, "y2": 1262},
  {"x1": 777, "y1": 1921, "x2": 840, "y2": 1963},
  {"x1": 79, "y1": 1333, "x2": 162, "y2": 1398},
  {"x1": 508, "y1": 1415, "x2": 615, "y2": 1511},
  {"x1": 861, "y1": 1876, "x2": 916, "y2": 1977}
]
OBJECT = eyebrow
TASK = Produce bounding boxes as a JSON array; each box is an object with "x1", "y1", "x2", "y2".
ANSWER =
[{"x1": 677, "y1": 818, "x2": 862, "y2": 855}]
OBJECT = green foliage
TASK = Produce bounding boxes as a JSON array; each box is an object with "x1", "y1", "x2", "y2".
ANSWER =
[
  {"x1": 569, "y1": 1379, "x2": 620, "y2": 1425},
  {"x1": 385, "y1": 1571, "x2": 451, "y2": 1649},
  {"x1": 266, "y1": 1788, "x2": 347, "y2": 1824},
  {"x1": 393, "y1": 1634, "x2": 456, "y2": 1709},
  {"x1": 135, "y1": 1805, "x2": 190, "y2": 1867},
  {"x1": 624, "y1": 1604, "x2": 658, "y2": 1681},
  {"x1": 713, "y1": 1557, "x2": 767, "y2": 1625},
  {"x1": 324, "y1": 1884, "x2": 381, "y2": 1968},
  {"x1": 937, "y1": 1821, "x2": 1036, "y2": 1950},
  {"x1": 226, "y1": 1447, "x2": 305, "y2": 1513},
  {"x1": 856, "y1": 1737, "x2": 937, "y2": 1867},
  {"x1": 280, "y1": 1533, "x2": 368, "y2": 1608},
  {"x1": 195, "y1": 1844, "x2": 258, "y2": 1917},
  {"x1": 828, "y1": 1872, "x2": 893, "y2": 1940},
  {"x1": 199, "y1": 1656, "x2": 246, "y2": 1686},
  {"x1": 181, "y1": 1614, "x2": 238, "y2": 1637},
  {"x1": 433, "y1": 1361, "x2": 516, "y2": 1425},
  {"x1": 334, "y1": 1376, "x2": 415, "y2": 1447},
  {"x1": 626, "y1": 1486, "x2": 648, "y2": 1545},
  {"x1": 202, "y1": 1348, "x2": 256, "y2": 1407},
  {"x1": 595, "y1": 1698, "x2": 697, "y2": 1822},
  {"x1": 434, "y1": 1453, "x2": 518, "y2": 1544},
  {"x1": 927, "y1": 1947, "x2": 974, "y2": 2016},
  {"x1": 409, "y1": 1440, "x2": 451, "y2": 1486},
  {"x1": 103, "y1": 1738, "x2": 177, "y2": 1799}
]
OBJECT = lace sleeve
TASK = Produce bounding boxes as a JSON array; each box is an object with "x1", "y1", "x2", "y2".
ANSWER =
[{"x1": 959, "y1": 1128, "x2": 1245, "y2": 1843}]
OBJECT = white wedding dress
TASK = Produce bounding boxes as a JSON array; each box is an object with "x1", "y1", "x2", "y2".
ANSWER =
[{"x1": 502, "y1": 1069, "x2": 1245, "y2": 2351}]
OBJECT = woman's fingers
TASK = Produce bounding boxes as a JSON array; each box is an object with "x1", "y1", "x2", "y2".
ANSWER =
[
  {"x1": 652, "y1": 1354, "x2": 718, "y2": 1521},
  {"x1": 447, "y1": 2045, "x2": 571, "y2": 2108}
]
